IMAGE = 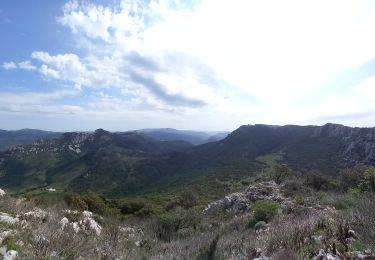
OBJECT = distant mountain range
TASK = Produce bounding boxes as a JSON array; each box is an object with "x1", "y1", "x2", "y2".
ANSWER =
[
  {"x1": 133, "y1": 128, "x2": 229, "y2": 145},
  {"x1": 0, "y1": 128, "x2": 229, "y2": 151},
  {"x1": 0, "y1": 129, "x2": 61, "y2": 151},
  {"x1": 1, "y1": 123, "x2": 375, "y2": 197}
]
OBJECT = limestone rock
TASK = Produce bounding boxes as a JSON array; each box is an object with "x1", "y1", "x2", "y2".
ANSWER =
[
  {"x1": 203, "y1": 181, "x2": 293, "y2": 216},
  {"x1": 22, "y1": 208, "x2": 49, "y2": 222},
  {"x1": 80, "y1": 217, "x2": 102, "y2": 236},
  {"x1": 0, "y1": 213, "x2": 19, "y2": 225}
]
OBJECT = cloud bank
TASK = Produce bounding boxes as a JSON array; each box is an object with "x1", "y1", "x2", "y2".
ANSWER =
[{"x1": 2, "y1": 0, "x2": 375, "y2": 130}]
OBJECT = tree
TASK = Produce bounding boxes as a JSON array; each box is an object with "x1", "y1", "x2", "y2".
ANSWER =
[
  {"x1": 360, "y1": 167, "x2": 375, "y2": 192},
  {"x1": 305, "y1": 171, "x2": 329, "y2": 191},
  {"x1": 272, "y1": 163, "x2": 291, "y2": 184},
  {"x1": 339, "y1": 164, "x2": 367, "y2": 191}
]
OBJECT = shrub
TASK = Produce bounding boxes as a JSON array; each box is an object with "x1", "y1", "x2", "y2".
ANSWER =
[
  {"x1": 339, "y1": 165, "x2": 367, "y2": 191},
  {"x1": 157, "y1": 207, "x2": 201, "y2": 241},
  {"x1": 64, "y1": 193, "x2": 87, "y2": 210},
  {"x1": 248, "y1": 200, "x2": 279, "y2": 227},
  {"x1": 272, "y1": 164, "x2": 291, "y2": 184},
  {"x1": 283, "y1": 177, "x2": 309, "y2": 197},
  {"x1": 305, "y1": 171, "x2": 329, "y2": 191},
  {"x1": 320, "y1": 193, "x2": 356, "y2": 210},
  {"x1": 120, "y1": 199, "x2": 154, "y2": 217},
  {"x1": 196, "y1": 234, "x2": 219, "y2": 260},
  {"x1": 179, "y1": 190, "x2": 198, "y2": 209},
  {"x1": 254, "y1": 221, "x2": 267, "y2": 231},
  {"x1": 166, "y1": 190, "x2": 198, "y2": 211},
  {"x1": 348, "y1": 187, "x2": 361, "y2": 196},
  {"x1": 1, "y1": 235, "x2": 21, "y2": 252},
  {"x1": 82, "y1": 191, "x2": 113, "y2": 216},
  {"x1": 360, "y1": 167, "x2": 375, "y2": 192},
  {"x1": 241, "y1": 180, "x2": 250, "y2": 186}
]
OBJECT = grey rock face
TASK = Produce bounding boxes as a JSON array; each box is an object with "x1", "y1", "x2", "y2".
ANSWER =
[{"x1": 203, "y1": 181, "x2": 292, "y2": 216}]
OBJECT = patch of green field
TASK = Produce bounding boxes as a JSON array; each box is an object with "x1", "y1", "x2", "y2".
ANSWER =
[{"x1": 255, "y1": 153, "x2": 284, "y2": 168}]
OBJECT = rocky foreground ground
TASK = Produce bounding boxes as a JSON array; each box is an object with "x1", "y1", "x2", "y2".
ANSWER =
[{"x1": 1, "y1": 183, "x2": 375, "y2": 259}]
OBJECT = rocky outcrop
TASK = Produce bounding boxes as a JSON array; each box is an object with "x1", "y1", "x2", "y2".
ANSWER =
[
  {"x1": 22, "y1": 208, "x2": 49, "y2": 222},
  {"x1": 312, "y1": 249, "x2": 340, "y2": 260},
  {"x1": 119, "y1": 226, "x2": 144, "y2": 246},
  {"x1": 59, "y1": 210, "x2": 102, "y2": 236},
  {"x1": 346, "y1": 249, "x2": 375, "y2": 259},
  {"x1": 203, "y1": 181, "x2": 293, "y2": 216},
  {"x1": 0, "y1": 247, "x2": 17, "y2": 260},
  {"x1": 0, "y1": 213, "x2": 19, "y2": 225},
  {"x1": 81, "y1": 216, "x2": 102, "y2": 236},
  {"x1": 311, "y1": 248, "x2": 375, "y2": 260}
]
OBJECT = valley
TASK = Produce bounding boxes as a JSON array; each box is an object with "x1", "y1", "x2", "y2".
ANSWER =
[{"x1": 1, "y1": 123, "x2": 375, "y2": 259}]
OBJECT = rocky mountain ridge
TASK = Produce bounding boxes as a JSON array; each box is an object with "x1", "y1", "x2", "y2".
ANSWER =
[{"x1": 1, "y1": 123, "x2": 375, "y2": 195}]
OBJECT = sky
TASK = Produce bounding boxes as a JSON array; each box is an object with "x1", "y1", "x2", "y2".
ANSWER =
[{"x1": 1, "y1": 0, "x2": 375, "y2": 131}]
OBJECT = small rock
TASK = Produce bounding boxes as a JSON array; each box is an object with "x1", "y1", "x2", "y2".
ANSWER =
[
  {"x1": 0, "y1": 246, "x2": 6, "y2": 256},
  {"x1": 313, "y1": 249, "x2": 340, "y2": 260},
  {"x1": 0, "y1": 213, "x2": 19, "y2": 225},
  {"x1": 0, "y1": 189, "x2": 5, "y2": 197},
  {"x1": 4, "y1": 250, "x2": 18, "y2": 260},
  {"x1": 348, "y1": 229, "x2": 358, "y2": 238},
  {"x1": 23, "y1": 208, "x2": 49, "y2": 221},
  {"x1": 72, "y1": 222, "x2": 80, "y2": 233},
  {"x1": 0, "y1": 231, "x2": 11, "y2": 244},
  {"x1": 59, "y1": 217, "x2": 70, "y2": 230},
  {"x1": 80, "y1": 217, "x2": 101, "y2": 236},
  {"x1": 311, "y1": 235, "x2": 323, "y2": 242},
  {"x1": 82, "y1": 210, "x2": 93, "y2": 218}
]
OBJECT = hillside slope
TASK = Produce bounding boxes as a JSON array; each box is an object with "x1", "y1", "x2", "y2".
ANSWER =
[
  {"x1": 1, "y1": 123, "x2": 375, "y2": 197},
  {"x1": 133, "y1": 128, "x2": 229, "y2": 145},
  {"x1": 0, "y1": 129, "x2": 61, "y2": 151},
  {"x1": 0, "y1": 129, "x2": 192, "y2": 195},
  {"x1": 180, "y1": 123, "x2": 375, "y2": 174}
]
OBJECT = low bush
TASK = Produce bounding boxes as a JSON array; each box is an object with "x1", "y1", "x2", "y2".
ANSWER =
[
  {"x1": 64, "y1": 193, "x2": 87, "y2": 210},
  {"x1": 1, "y1": 235, "x2": 21, "y2": 252},
  {"x1": 360, "y1": 167, "x2": 375, "y2": 192},
  {"x1": 65, "y1": 191, "x2": 117, "y2": 216},
  {"x1": 305, "y1": 172, "x2": 329, "y2": 191},
  {"x1": 82, "y1": 191, "x2": 114, "y2": 216},
  {"x1": 254, "y1": 221, "x2": 267, "y2": 231},
  {"x1": 166, "y1": 190, "x2": 198, "y2": 211},
  {"x1": 339, "y1": 165, "x2": 368, "y2": 191},
  {"x1": 157, "y1": 207, "x2": 201, "y2": 241},
  {"x1": 248, "y1": 200, "x2": 279, "y2": 227},
  {"x1": 119, "y1": 199, "x2": 155, "y2": 217}
]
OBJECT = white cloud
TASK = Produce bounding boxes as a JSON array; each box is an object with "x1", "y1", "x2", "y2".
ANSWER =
[
  {"x1": 4, "y1": 0, "x2": 375, "y2": 129},
  {"x1": 3, "y1": 60, "x2": 37, "y2": 71},
  {"x1": 18, "y1": 60, "x2": 37, "y2": 71},
  {"x1": 57, "y1": 0, "x2": 147, "y2": 42},
  {"x1": 32, "y1": 51, "x2": 97, "y2": 88},
  {"x1": 53, "y1": 1, "x2": 375, "y2": 119},
  {"x1": 2, "y1": 62, "x2": 17, "y2": 70},
  {"x1": 0, "y1": 90, "x2": 82, "y2": 115}
]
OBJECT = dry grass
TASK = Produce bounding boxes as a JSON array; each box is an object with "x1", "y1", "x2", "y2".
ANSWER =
[{"x1": 2, "y1": 191, "x2": 375, "y2": 259}]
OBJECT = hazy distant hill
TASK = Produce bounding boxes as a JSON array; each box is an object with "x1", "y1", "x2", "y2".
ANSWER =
[
  {"x1": 133, "y1": 128, "x2": 229, "y2": 145},
  {"x1": 0, "y1": 129, "x2": 61, "y2": 151}
]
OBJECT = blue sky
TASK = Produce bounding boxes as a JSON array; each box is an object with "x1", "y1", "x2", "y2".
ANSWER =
[{"x1": 1, "y1": 0, "x2": 375, "y2": 131}]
